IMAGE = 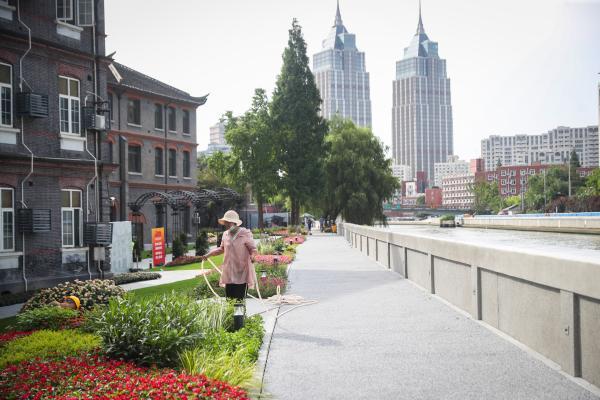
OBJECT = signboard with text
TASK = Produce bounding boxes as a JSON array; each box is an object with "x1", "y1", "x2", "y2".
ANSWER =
[{"x1": 152, "y1": 227, "x2": 165, "y2": 267}]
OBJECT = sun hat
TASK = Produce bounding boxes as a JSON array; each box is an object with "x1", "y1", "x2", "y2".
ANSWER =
[
  {"x1": 64, "y1": 295, "x2": 81, "y2": 310},
  {"x1": 218, "y1": 210, "x2": 243, "y2": 226}
]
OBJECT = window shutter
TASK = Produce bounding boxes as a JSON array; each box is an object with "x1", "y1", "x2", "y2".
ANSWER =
[{"x1": 77, "y1": 0, "x2": 94, "y2": 26}]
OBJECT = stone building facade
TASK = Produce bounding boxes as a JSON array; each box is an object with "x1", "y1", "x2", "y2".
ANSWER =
[
  {"x1": 0, "y1": 0, "x2": 112, "y2": 292},
  {"x1": 106, "y1": 62, "x2": 207, "y2": 246}
]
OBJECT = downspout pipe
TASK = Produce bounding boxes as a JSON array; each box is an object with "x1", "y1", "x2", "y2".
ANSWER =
[{"x1": 17, "y1": 0, "x2": 32, "y2": 292}]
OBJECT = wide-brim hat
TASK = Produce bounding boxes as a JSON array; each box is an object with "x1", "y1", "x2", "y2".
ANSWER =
[{"x1": 218, "y1": 210, "x2": 242, "y2": 226}]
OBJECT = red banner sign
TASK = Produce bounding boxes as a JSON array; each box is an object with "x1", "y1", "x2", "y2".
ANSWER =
[{"x1": 152, "y1": 228, "x2": 165, "y2": 267}]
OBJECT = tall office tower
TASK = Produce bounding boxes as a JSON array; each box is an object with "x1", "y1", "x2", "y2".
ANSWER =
[
  {"x1": 313, "y1": 1, "x2": 372, "y2": 128},
  {"x1": 392, "y1": 3, "x2": 453, "y2": 184}
]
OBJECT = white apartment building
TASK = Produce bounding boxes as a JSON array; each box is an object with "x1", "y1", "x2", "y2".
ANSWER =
[
  {"x1": 391, "y1": 164, "x2": 412, "y2": 182},
  {"x1": 441, "y1": 174, "x2": 474, "y2": 210},
  {"x1": 433, "y1": 155, "x2": 469, "y2": 187},
  {"x1": 209, "y1": 122, "x2": 227, "y2": 145},
  {"x1": 481, "y1": 126, "x2": 599, "y2": 171}
]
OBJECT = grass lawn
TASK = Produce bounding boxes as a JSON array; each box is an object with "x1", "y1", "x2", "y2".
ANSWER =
[
  {"x1": 128, "y1": 277, "x2": 204, "y2": 300},
  {"x1": 0, "y1": 316, "x2": 17, "y2": 333},
  {"x1": 149, "y1": 254, "x2": 224, "y2": 272}
]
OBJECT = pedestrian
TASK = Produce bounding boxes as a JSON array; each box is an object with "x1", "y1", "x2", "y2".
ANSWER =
[
  {"x1": 201, "y1": 210, "x2": 258, "y2": 301},
  {"x1": 307, "y1": 218, "x2": 313, "y2": 235},
  {"x1": 319, "y1": 216, "x2": 325, "y2": 232}
]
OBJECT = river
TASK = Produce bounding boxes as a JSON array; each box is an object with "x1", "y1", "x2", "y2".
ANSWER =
[{"x1": 383, "y1": 224, "x2": 600, "y2": 263}]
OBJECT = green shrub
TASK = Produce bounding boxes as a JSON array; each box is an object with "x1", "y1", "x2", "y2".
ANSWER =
[
  {"x1": 172, "y1": 238, "x2": 185, "y2": 259},
  {"x1": 179, "y1": 232, "x2": 188, "y2": 247},
  {"x1": 0, "y1": 330, "x2": 100, "y2": 369},
  {"x1": 254, "y1": 263, "x2": 288, "y2": 279},
  {"x1": 15, "y1": 306, "x2": 78, "y2": 331},
  {"x1": 195, "y1": 231, "x2": 209, "y2": 256},
  {"x1": 179, "y1": 347, "x2": 256, "y2": 387},
  {"x1": 203, "y1": 315, "x2": 264, "y2": 361},
  {"x1": 440, "y1": 214, "x2": 455, "y2": 222},
  {"x1": 21, "y1": 279, "x2": 125, "y2": 312},
  {"x1": 111, "y1": 272, "x2": 161, "y2": 285},
  {"x1": 94, "y1": 293, "x2": 232, "y2": 367}
]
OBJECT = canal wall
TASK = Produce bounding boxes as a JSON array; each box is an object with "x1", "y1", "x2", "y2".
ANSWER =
[
  {"x1": 339, "y1": 223, "x2": 600, "y2": 389},
  {"x1": 463, "y1": 215, "x2": 600, "y2": 234}
]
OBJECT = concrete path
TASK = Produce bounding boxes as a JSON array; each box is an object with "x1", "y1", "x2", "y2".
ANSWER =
[{"x1": 260, "y1": 235, "x2": 599, "y2": 400}]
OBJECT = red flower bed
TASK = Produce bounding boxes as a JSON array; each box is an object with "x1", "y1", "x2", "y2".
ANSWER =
[
  {"x1": 0, "y1": 331, "x2": 35, "y2": 345},
  {"x1": 253, "y1": 254, "x2": 292, "y2": 265},
  {"x1": 284, "y1": 236, "x2": 305, "y2": 245},
  {"x1": 270, "y1": 229, "x2": 289, "y2": 237},
  {"x1": 0, "y1": 354, "x2": 249, "y2": 400},
  {"x1": 165, "y1": 255, "x2": 202, "y2": 267}
]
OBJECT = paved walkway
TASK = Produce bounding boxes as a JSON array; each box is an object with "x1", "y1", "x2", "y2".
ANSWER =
[{"x1": 260, "y1": 235, "x2": 598, "y2": 400}]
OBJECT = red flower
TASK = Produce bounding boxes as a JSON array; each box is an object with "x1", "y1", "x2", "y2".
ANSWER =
[
  {"x1": 0, "y1": 330, "x2": 36, "y2": 344},
  {"x1": 0, "y1": 354, "x2": 249, "y2": 400}
]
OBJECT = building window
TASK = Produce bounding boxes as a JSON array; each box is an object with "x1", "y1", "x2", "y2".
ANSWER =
[
  {"x1": 76, "y1": 0, "x2": 94, "y2": 26},
  {"x1": 127, "y1": 98, "x2": 140, "y2": 125},
  {"x1": 154, "y1": 103, "x2": 163, "y2": 130},
  {"x1": 0, "y1": 63, "x2": 12, "y2": 127},
  {"x1": 168, "y1": 149, "x2": 177, "y2": 177},
  {"x1": 168, "y1": 107, "x2": 176, "y2": 132},
  {"x1": 182, "y1": 110, "x2": 190, "y2": 134},
  {"x1": 58, "y1": 76, "x2": 80, "y2": 135},
  {"x1": 128, "y1": 144, "x2": 142, "y2": 173},
  {"x1": 0, "y1": 188, "x2": 14, "y2": 252},
  {"x1": 61, "y1": 189, "x2": 82, "y2": 248},
  {"x1": 107, "y1": 92, "x2": 114, "y2": 121},
  {"x1": 155, "y1": 147, "x2": 164, "y2": 176},
  {"x1": 56, "y1": 0, "x2": 73, "y2": 21},
  {"x1": 183, "y1": 151, "x2": 190, "y2": 178}
]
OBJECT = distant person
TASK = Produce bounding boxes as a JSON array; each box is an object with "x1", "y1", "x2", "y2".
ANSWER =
[
  {"x1": 307, "y1": 218, "x2": 313, "y2": 235},
  {"x1": 201, "y1": 210, "x2": 257, "y2": 301},
  {"x1": 319, "y1": 217, "x2": 325, "y2": 232}
]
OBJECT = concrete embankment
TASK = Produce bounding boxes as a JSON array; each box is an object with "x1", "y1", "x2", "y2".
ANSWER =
[
  {"x1": 463, "y1": 215, "x2": 600, "y2": 234},
  {"x1": 339, "y1": 223, "x2": 600, "y2": 391}
]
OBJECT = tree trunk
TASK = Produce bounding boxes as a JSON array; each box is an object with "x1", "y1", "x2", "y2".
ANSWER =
[
  {"x1": 291, "y1": 197, "x2": 300, "y2": 226},
  {"x1": 257, "y1": 196, "x2": 264, "y2": 229}
]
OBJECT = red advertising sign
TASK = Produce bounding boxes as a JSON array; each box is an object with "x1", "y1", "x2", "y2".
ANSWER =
[{"x1": 152, "y1": 228, "x2": 165, "y2": 267}]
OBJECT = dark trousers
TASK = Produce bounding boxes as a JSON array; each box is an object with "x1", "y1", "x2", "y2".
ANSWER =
[{"x1": 225, "y1": 283, "x2": 247, "y2": 301}]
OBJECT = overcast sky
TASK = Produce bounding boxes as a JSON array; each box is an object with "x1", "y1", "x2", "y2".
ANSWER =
[{"x1": 105, "y1": 0, "x2": 600, "y2": 160}]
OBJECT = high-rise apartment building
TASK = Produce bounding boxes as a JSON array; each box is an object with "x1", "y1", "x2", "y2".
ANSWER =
[
  {"x1": 480, "y1": 126, "x2": 599, "y2": 171},
  {"x1": 209, "y1": 121, "x2": 226, "y2": 145},
  {"x1": 392, "y1": 4, "x2": 453, "y2": 184},
  {"x1": 313, "y1": 1, "x2": 372, "y2": 128}
]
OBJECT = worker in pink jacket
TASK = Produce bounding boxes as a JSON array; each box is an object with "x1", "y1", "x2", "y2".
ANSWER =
[{"x1": 201, "y1": 210, "x2": 258, "y2": 300}]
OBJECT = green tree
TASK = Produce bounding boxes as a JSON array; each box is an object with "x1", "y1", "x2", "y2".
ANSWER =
[
  {"x1": 470, "y1": 181, "x2": 503, "y2": 214},
  {"x1": 504, "y1": 195, "x2": 521, "y2": 208},
  {"x1": 225, "y1": 89, "x2": 279, "y2": 229},
  {"x1": 569, "y1": 150, "x2": 581, "y2": 169},
  {"x1": 203, "y1": 151, "x2": 242, "y2": 192},
  {"x1": 321, "y1": 118, "x2": 398, "y2": 225},
  {"x1": 197, "y1": 154, "x2": 223, "y2": 190},
  {"x1": 416, "y1": 195, "x2": 426, "y2": 207},
  {"x1": 525, "y1": 167, "x2": 569, "y2": 211},
  {"x1": 271, "y1": 19, "x2": 328, "y2": 225},
  {"x1": 578, "y1": 168, "x2": 600, "y2": 197}
]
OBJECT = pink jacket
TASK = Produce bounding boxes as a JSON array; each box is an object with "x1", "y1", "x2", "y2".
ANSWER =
[{"x1": 218, "y1": 228, "x2": 257, "y2": 288}]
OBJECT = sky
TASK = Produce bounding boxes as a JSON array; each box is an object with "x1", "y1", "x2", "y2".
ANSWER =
[{"x1": 104, "y1": 0, "x2": 600, "y2": 161}]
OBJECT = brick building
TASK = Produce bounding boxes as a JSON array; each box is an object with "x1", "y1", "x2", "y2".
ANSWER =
[
  {"x1": 0, "y1": 0, "x2": 112, "y2": 292},
  {"x1": 425, "y1": 187, "x2": 442, "y2": 208},
  {"x1": 106, "y1": 62, "x2": 207, "y2": 246},
  {"x1": 476, "y1": 165, "x2": 597, "y2": 198}
]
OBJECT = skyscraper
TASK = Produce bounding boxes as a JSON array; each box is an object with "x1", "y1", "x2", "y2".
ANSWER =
[
  {"x1": 392, "y1": 2, "x2": 453, "y2": 184},
  {"x1": 313, "y1": 1, "x2": 372, "y2": 128}
]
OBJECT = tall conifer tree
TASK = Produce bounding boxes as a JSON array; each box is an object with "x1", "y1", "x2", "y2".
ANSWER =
[{"x1": 271, "y1": 19, "x2": 327, "y2": 225}]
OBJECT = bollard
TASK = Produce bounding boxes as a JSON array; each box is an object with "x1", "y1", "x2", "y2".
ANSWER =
[{"x1": 233, "y1": 303, "x2": 245, "y2": 331}]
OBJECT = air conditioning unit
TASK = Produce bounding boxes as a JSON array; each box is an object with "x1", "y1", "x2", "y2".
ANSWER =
[
  {"x1": 17, "y1": 209, "x2": 51, "y2": 233},
  {"x1": 83, "y1": 222, "x2": 113, "y2": 246},
  {"x1": 16, "y1": 93, "x2": 49, "y2": 118},
  {"x1": 83, "y1": 107, "x2": 107, "y2": 131}
]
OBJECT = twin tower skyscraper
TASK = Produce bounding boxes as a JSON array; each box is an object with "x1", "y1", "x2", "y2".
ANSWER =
[{"x1": 313, "y1": 1, "x2": 454, "y2": 184}]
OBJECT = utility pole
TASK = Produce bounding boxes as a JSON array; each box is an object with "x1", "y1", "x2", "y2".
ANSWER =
[
  {"x1": 567, "y1": 149, "x2": 572, "y2": 197},
  {"x1": 543, "y1": 169, "x2": 547, "y2": 210}
]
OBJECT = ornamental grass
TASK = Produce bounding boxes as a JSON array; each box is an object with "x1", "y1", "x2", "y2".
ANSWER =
[{"x1": 0, "y1": 353, "x2": 249, "y2": 400}]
